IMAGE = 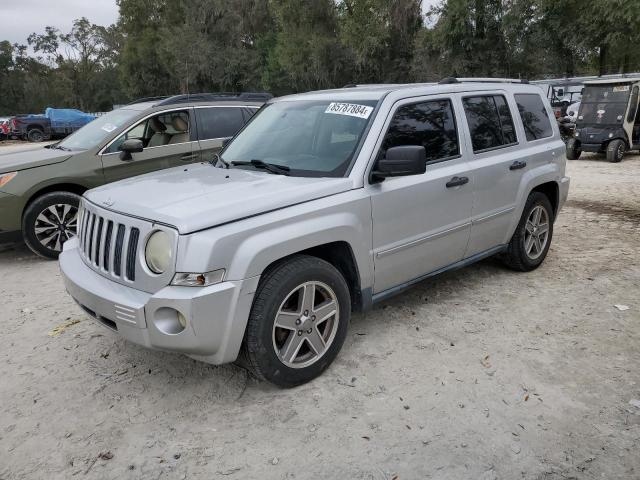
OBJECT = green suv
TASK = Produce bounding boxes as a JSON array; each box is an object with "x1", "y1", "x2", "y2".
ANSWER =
[{"x1": 0, "y1": 93, "x2": 269, "y2": 258}]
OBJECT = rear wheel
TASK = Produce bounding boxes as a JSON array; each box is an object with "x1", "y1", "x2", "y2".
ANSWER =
[
  {"x1": 27, "y1": 128, "x2": 44, "y2": 143},
  {"x1": 566, "y1": 138, "x2": 581, "y2": 160},
  {"x1": 22, "y1": 191, "x2": 80, "y2": 259},
  {"x1": 241, "y1": 255, "x2": 351, "y2": 387},
  {"x1": 606, "y1": 139, "x2": 625, "y2": 163},
  {"x1": 501, "y1": 192, "x2": 554, "y2": 272}
]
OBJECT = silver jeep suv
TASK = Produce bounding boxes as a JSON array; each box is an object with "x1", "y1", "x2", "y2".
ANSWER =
[{"x1": 59, "y1": 79, "x2": 570, "y2": 387}]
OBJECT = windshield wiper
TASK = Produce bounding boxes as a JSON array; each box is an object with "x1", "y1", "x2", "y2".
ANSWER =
[
  {"x1": 211, "y1": 152, "x2": 229, "y2": 168},
  {"x1": 231, "y1": 159, "x2": 290, "y2": 176},
  {"x1": 47, "y1": 144, "x2": 71, "y2": 151}
]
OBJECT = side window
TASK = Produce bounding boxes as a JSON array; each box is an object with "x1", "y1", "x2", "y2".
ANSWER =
[
  {"x1": 494, "y1": 95, "x2": 517, "y2": 143},
  {"x1": 382, "y1": 99, "x2": 459, "y2": 163},
  {"x1": 462, "y1": 95, "x2": 517, "y2": 152},
  {"x1": 196, "y1": 107, "x2": 244, "y2": 140},
  {"x1": 105, "y1": 121, "x2": 146, "y2": 153},
  {"x1": 514, "y1": 94, "x2": 553, "y2": 141},
  {"x1": 105, "y1": 110, "x2": 190, "y2": 153}
]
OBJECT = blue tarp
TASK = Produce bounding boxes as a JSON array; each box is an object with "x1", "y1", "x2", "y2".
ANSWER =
[{"x1": 45, "y1": 108, "x2": 96, "y2": 129}]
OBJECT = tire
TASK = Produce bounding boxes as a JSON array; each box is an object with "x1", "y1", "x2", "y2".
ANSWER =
[
  {"x1": 566, "y1": 138, "x2": 581, "y2": 160},
  {"x1": 241, "y1": 255, "x2": 351, "y2": 387},
  {"x1": 22, "y1": 191, "x2": 81, "y2": 259},
  {"x1": 501, "y1": 192, "x2": 554, "y2": 272},
  {"x1": 27, "y1": 128, "x2": 44, "y2": 143},
  {"x1": 606, "y1": 139, "x2": 625, "y2": 163}
]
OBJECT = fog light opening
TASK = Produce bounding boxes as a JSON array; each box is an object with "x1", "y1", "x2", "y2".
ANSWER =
[{"x1": 153, "y1": 307, "x2": 187, "y2": 335}]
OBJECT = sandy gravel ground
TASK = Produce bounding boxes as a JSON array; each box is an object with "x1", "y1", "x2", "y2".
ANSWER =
[{"x1": 1, "y1": 153, "x2": 639, "y2": 480}]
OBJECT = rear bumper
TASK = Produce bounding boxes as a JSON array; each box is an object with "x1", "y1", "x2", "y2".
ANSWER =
[
  {"x1": 59, "y1": 238, "x2": 259, "y2": 364},
  {"x1": 558, "y1": 176, "x2": 570, "y2": 211}
]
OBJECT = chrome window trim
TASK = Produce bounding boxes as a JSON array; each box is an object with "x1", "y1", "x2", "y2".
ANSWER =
[
  {"x1": 192, "y1": 105, "x2": 259, "y2": 110},
  {"x1": 100, "y1": 140, "x2": 199, "y2": 157}
]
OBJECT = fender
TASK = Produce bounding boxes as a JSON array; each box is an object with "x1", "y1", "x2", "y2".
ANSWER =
[
  {"x1": 175, "y1": 189, "x2": 374, "y2": 364},
  {"x1": 503, "y1": 162, "x2": 561, "y2": 243},
  {"x1": 176, "y1": 188, "x2": 374, "y2": 291}
]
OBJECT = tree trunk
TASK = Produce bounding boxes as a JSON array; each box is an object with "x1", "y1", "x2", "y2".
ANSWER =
[{"x1": 598, "y1": 44, "x2": 607, "y2": 76}]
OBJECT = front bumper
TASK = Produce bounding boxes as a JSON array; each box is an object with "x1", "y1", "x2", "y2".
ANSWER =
[
  {"x1": 0, "y1": 190, "x2": 23, "y2": 235},
  {"x1": 59, "y1": 238, "x2": 259, "y2": 364}
]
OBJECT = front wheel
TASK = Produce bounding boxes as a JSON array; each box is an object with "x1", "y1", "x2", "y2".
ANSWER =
[
  {"x1": 22, "y1": 191, "x2": 81, "y2": 259},
  {"x1": 501, "y1": 192, "x2": 554, "y2": 272},
  {"x1": 606, "y1": 139, "x2": 625, "y2": 163},
  {"x1": 566, "y1": 138, "x2": 581, "y2": 160},
  {"x1": 241, "y1": 255, "x2": 351, "y2": 387}
]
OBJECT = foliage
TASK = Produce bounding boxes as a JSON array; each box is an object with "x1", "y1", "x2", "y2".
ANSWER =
[{"x1": 1, "y1": 0, "x2": 639, "y2": 115}]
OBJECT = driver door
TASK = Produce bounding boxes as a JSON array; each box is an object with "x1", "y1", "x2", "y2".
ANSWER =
[
  {"x1": 100, "y1": 108, "x2": 196, "y2": 183},
  {"x1": 368, "y1": 97, "x2": 473, "y2": 295}
]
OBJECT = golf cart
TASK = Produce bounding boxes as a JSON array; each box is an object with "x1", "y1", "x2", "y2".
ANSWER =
[{"x1": 566, "y1": 78, "x2": 640, "y2": 162}]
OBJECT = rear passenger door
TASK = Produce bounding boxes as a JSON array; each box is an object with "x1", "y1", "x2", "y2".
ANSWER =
[
  {"x1": 459, "y1": 93, "x2": 529, "y2": 257},
  {"x1": 369, "y1": 97, "x2": 473, "y2": 294},
  {"x1": 462, "y1": 92, "x2": 553, "y2": 257},
  {"x1": 194, "y1": 106, "x2": 257, "y2": 162}
]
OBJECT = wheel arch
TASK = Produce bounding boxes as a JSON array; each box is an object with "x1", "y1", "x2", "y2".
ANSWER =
[
  {"x1": 260, "y1": 241, "x2": 364, "y2": 312},
  {"x1": 531, "y1": 181, "x2": 559, "y2": 219},
  {"x1": 22, "y1": 183, "x2": 87, "y2": 219}
]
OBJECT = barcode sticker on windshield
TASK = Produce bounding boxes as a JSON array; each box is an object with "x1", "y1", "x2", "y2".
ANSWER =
[{"x1": 325, "y1": 103, "x2": 373, "y2": 119}]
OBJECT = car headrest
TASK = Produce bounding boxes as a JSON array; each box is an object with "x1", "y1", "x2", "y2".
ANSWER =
[
  {"x1": 172, "y1": 116, "x2": 189, "y2": 132},
  {"x1": 149, "y1": 117, "x2": 166, "y2": 132}
]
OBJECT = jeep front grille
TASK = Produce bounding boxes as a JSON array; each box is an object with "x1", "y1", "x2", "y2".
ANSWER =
[
  {"x1": 76, "y1": 199, "x2": 178, "y2": 293},
  {"x1": 78, "y1": 206, "x2": 140, "y2": 281}
]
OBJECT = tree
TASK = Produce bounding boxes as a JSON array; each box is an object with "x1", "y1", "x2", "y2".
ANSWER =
[
  {"x1": 265, "y1": 0, "x2": 347, "y2": 93},
  {"x1": 27, "y1": 18, "x2": 123, "y2": 111},
  {"x1": 338, "y1": 0, "x2": 423, "y2": 83}
]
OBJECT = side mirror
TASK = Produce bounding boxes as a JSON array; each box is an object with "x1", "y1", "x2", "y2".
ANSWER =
[
  {"x1": 119, "y1": 139, "x2": 144, "y2": 161},
  {"x1": 371, "y1": 145, "x2": 427, "y2": 182}
]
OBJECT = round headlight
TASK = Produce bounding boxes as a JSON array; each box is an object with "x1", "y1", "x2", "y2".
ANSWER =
[{"x1": 145, "y1": 231, "x2": 172, "y2": 274}]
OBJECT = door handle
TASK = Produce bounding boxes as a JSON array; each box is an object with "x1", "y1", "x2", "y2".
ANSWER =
[
  {"x1": 180, "y1": 153, "x2": 197, "y2": 161},
  {"x1": 446, "y1": 176, "x2": 469, "y2": 188},
  {"x1": 509, "y1": 160, "x2": 527, "y2": 170}
]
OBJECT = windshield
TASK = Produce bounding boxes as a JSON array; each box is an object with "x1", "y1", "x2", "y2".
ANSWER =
[
  {"x1": 57, "y1": 108, "x2": 141, "y2": 151},
  {"x1": 221, "y1": 100, "x2": 378, "y2": 177},
  {"x1": 578, "y1": 85, "x2": 631, "y2": 126}
]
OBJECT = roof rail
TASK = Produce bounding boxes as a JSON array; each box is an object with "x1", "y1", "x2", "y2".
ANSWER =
[
  {"x1": 439, "y1": 77, "x2": 529, "y2": 85},
  {"x1": 126, "y1": 96, "x2": 170, "y2": 105},
  {"x1": 153, "y1": 92, "x2": 273, "y2": 107}
]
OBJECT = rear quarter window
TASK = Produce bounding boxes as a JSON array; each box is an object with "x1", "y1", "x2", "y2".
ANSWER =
[{"x1": 514, "y1": 94, "x2": 554, "y2": 141}]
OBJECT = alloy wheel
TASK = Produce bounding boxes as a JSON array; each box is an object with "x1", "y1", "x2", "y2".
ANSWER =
[
  {"x1": 272, "y1": 281, "x2": 340, "y2": 369},
  {"x1": 524, "y1": 205, "x2": 549, "y2": 260},
  {"x1": 34, "y1": 203, "x2": 78, "y2": 252}
]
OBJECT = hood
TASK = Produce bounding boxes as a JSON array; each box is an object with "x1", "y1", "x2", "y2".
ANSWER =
[
  {"x1": 85, "y1": 163, "x2": 354, "y2": 234},
  {"x1": 0, "y1": 146, "x2": 72, "y2": 173}
]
